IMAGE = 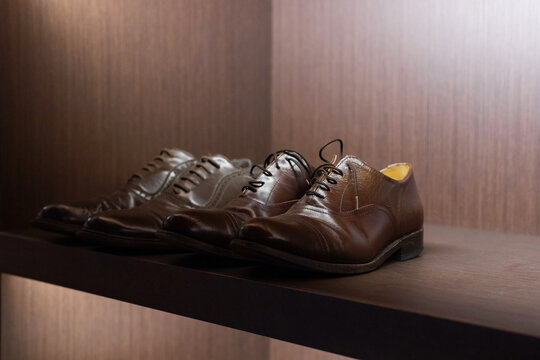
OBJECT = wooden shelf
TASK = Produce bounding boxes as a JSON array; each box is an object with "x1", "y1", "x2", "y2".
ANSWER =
[{"x1": 0, "y1": 224, "x2": 539, "y2": 359}]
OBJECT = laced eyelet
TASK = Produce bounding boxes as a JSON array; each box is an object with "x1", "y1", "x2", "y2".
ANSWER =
[
  {"x1": 243, "y1": 150, "x2": 311, "y2": 193},
  {"x1": 128, "y1": 150, "x2": 173, "y2": 182},
  {"x1": 172, "y1": 157, "x2": 220, "y2": 194},
  {"x1": 305, "y1": 164, "x2": 344, "y2": 199}
]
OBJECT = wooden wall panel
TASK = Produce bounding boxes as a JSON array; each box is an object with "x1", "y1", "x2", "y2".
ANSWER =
[
  {"x1": 3, "y1": 0, "x2": 540, "y2": 358},
  {"x1": 0, "y1": 1, "x2": 271, "y2": 359},
  {"x1": 0, "y1": 0, "x2": 271, "y2": 229},
  {"x1": 1, "y1": 275, "x2": 269, "y2": 360},
  {"x1": 271, "y1": 0, "x2": 540, "y2": 235}
]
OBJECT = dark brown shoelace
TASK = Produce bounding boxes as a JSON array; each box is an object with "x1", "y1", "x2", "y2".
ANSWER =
[
  {"x1": 129, "y1": 149, "x2": 174, "y2": 182},
  {"x1": 173, "y1": 157, "x2": 221, "y2": 194},
  {"x1": 306, "y1": 139, "x2": 347, "y2": 199},
  {"x1": 243, "y1": 150, "x2": 311, "y2": 193}
]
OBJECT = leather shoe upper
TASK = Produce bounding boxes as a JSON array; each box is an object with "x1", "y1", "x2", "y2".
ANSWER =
[
  {"x1": 83, "y1": 155, "x2": 252, "y2": 238},
  {"x1": 239, "y1": 156, "x2": 424, "y2": 264},
  {"x1": 163, "y1": 150, "x2": 313, "y2": 248},
  {"x1": 35, "y1": 149, "x2": 195, "y2": 230}
]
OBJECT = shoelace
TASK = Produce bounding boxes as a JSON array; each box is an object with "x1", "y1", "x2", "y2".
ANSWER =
[
  {"x1": 243, "y1": 150, "x2": 311, "y2": 193},
  {"x1": 305, "y1": 163, "x2": 344, "y2": 198},
  {"x1": 129, "y1": 149, "x2": 173, "y2": 182},
  {"x1": 305, "y1": 139, "x2": 348, "y2": 200},
  {"x1": 173, "y1": 156, "x2": 221, "y2": 194}
]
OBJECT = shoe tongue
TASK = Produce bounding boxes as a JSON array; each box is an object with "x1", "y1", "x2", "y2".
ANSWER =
[
  {"x1": 332, "y1": 155, "x2": 381, "y2": 184},
  {"x1": 302, "y1": 155, "x2": 378, "y2": 210},
  {"x1": 236, "y1": 152, "x2": 311, "y2": 206},
  {"x1": 245, "y1": 152, "x2": 310, "y2": 183},
  {"x1": 311, "y1": 155, "x2": 371, "y2": 190},
  {"x1": 175, "y1": 154, "x2": 242, "y2": 192},
  {"x1": 200, "y1": 154, "x2": 235, "y2": 170},
  {"x1": 245, "y1": 153, "x2": 296, "y2": 183},
  {"x1": 202, "y1": 154, "x2": 252, "y2": 170},
  {"x1": 171, "y1": 154, "x2": 250, "y2": 207},
  {"x1": 325, "y1": 151, "x2": 343, "y2": 166},
  {"x1": 263, "y1": 152, "x2": 286, "y2": 172},
  {"x1": 127, "y1": 149, "x2": 196, "y2": 195},
  {"x1": 335, "y1": 155, "x2": 369, "y2": 169},
  {"x1": 162, "y1": 148, "x2": 195, "y2": 162},
  {"x1": 269, "y1": 152, "x2": 310, "y2": 176}
]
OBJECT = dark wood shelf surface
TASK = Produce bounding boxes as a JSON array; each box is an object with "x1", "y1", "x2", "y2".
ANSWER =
[{"x1": 0, "y1": 224, "x2": 539, "y2": 359}]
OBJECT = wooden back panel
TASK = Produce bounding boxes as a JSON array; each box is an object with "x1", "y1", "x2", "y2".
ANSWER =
[
  {"x1": 271, "y1": 0, "x2": 540, "y2": 235},
  {"x1": 0, "y1": 0, "x2": 271, "y2": 229},
  {"x1": 0, "y1": 1, "x2": 275, "y2": 360}
]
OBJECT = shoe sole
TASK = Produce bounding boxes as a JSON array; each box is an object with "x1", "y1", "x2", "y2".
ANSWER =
[
  {"x1": 77, "y1": 228, "x2": 189, "y2": 251},
  {"x1": 32, "y1": 217, "x2": 83, "y2": 234},
  {"x1": 156, "y1": 231, "x2": 249, "y2": 261},
  {"x1": 230, "y1": 228, "x2": 424, "y2": 274}
]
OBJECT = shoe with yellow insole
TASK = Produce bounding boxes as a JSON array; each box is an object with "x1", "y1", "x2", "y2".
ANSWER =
[{"x1": 231, "y1": 140, "x2": 424, "y2": 274}]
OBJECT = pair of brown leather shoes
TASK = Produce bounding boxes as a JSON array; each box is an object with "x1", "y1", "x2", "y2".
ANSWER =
[
  {"x1": 33, "y1": 149, "x2": 197, "y2": 233},
  {"x1": 78, "y1": 154, "x2": 253, "y2": 249},
  {"x1": 34, "y1": 149, "x2": 253, "y2": 249},
  {"x1": 158, "y1": 149, "x2": 314, "y2": 259},
  {"x1": 35, "y1": 140, "x2": 423, "y2": 274},
  {"x1": 158, "y1": 139, "x2": 424, "y2": 274}
]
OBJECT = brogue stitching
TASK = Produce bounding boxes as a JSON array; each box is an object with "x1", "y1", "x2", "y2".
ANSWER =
[{"x1": 265, "y1": 174, "x2": 283, "y2": 206}]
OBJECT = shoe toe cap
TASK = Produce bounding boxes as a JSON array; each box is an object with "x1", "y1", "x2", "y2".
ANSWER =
[
  {"x1": 38, "y1": 204, "x2": 88, "y2": 224},
  {"x1": 239, "y1": 215, "x2": 325, "y2": 258},
  {"x1": 164, "y1": 210, "x2": 242, "y2": 248},
  {"x1": 84, "y1": 209, "x2": 160, "y2": 238}
]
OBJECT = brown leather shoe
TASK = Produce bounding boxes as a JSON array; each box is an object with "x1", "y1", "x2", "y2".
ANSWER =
[
  {"x1": 77, "y1": 155, "x2": 252, "y2": 249},
  {"x1": 231, "y1": 147, "x2": 424, "y2": 274},
  {"x1": 33, "y1": 149, "x2": 196, "y2": 234},
  {"x1": 157, "y1": 150, "x2": 313, "y2": 259}
]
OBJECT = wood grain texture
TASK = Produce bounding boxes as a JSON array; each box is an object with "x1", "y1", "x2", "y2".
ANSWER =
[
  {"x1": 271, "y1": 0, "x2": 540, "y2": 235},
  {"x1": 3, "y1": 0, "x2": 539, "y2": 359},
  {"x1": 1, "y1": 274, "x2": 269, "y2": 360},
  {"x1": 0, "y1": 0, "x2": 271, "y2": 229},
  {"x1": 0, "y1": 1, "x2": 271, "y2": 359}
]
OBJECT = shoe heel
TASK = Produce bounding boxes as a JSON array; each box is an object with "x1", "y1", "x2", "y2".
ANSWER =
[{"x1": 393, "y1": 229, "x2": 423, "y2": 261}]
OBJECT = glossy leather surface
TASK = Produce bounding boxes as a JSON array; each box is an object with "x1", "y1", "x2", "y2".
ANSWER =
[
  {"x1": 82, "y1": 155, "x2": 252, "y2": 239},
  {"x1": 239, "y1": 156, "x2": 424, "y2": 264},
  {"x1": 35, "y1": 149, "x2": 195, "y2": 228},
  {"x1": 163, "y1": 152, "x2": 313, "y2": 248}
]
